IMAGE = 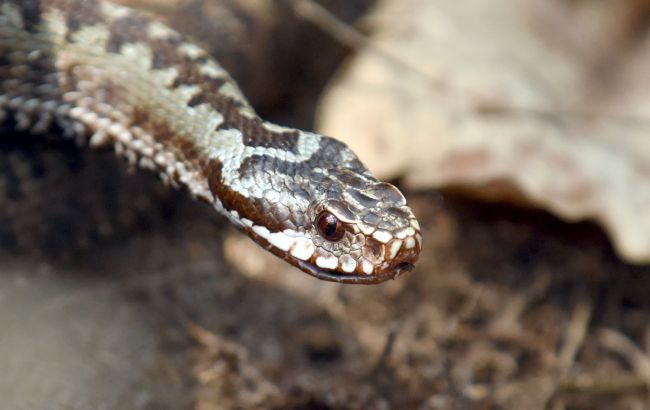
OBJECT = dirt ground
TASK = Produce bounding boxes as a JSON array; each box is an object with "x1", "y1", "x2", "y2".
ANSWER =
[
  {"x1": 4, "y1": 189, "x2": 650, "y2": 409},
  {"x1": 3, "y1": 1, "x2": 650, "y2": 409}
]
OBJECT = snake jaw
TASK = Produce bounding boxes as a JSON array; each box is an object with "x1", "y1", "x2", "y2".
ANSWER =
[
  {"x1": 242, "y1": 219, "x2": 421, "y2": 284},
  {"x1": 294, "y1": 259, "x2": 412, "y2": 285}
]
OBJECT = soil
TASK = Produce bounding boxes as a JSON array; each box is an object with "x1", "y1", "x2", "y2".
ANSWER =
[{"x1": 4, "y1": 191, "x2": 650, "y2": 409}]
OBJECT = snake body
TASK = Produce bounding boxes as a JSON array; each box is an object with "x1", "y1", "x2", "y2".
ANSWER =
[{"x1": 0, "y1": 0, "x2": 421, "y2": 284}]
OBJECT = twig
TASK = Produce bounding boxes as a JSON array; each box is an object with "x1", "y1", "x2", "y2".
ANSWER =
[
  {"x1": 599, "y1": 328, "x2": 650, "y2": 387},
  {"x1": 560, "y1": 372, "x2": 647, "y2": 395},
  {"x1": 288, "y1": 0, "x2": 441, "y2": 86},
  {"x1": 557, "y1": 295, "x2": 592, "y2": 372},
  {"x1": 368, "y1": 325, "x2": 398, "y2": 377}
]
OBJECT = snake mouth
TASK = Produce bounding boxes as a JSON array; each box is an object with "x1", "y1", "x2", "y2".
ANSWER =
[
  {"x1": 295, "y1": 260, "x2": 414, "y2": 285},
  {"x1": 247, "y1": 227, "x2": 416, "y2": 284}
]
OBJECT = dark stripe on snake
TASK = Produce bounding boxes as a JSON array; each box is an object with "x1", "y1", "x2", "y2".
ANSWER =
[{"x1": 106, "y1": 14, "x2": 150, "y2": 54}]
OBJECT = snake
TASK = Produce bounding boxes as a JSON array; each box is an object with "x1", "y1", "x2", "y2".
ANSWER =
[{"x1": 0, "y1": 0, "x2": 421, "y2": 284}]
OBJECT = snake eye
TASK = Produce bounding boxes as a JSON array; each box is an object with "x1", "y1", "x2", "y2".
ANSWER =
[{"x1": 316, "y1": 211, "x2": 345, "y2": 242}]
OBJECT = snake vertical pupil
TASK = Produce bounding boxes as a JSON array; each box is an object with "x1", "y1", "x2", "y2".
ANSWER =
[{"x1": 317, "y1": 212, "x2": 345, "y2": 241}]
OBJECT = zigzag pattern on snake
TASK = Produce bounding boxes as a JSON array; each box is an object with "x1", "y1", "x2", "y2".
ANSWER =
[{"x1": 0, "y1": 0, "x2": 421, "y2": 284}]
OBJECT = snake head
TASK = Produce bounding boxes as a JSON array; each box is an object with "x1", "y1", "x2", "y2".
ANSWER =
[
  {"x1": 238, "y1": 167, "x2": 421, "y2": 284},
  {"x1": 296, "y1": 176, "x2": 422, "y2": 284},
  {"x1": 211, "y1": 132, "x2": 421, "y2": 284},
  {"x1": 236, "y1": 181, "x2": 421, "y2": 284}
]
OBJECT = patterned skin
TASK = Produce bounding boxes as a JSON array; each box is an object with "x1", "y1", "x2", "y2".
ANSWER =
[{"x1": 0, "y1": 0, "x2": 421, "y2": 284}]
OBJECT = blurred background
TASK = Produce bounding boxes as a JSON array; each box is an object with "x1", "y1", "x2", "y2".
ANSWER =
[{"x1": 3, "y1": 0, "x2": 650, "y2": 408}]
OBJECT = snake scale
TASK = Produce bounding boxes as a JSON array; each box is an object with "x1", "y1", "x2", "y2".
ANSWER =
[{"x1": 0, "y1": 0, "x2": 421, "y2": 284}]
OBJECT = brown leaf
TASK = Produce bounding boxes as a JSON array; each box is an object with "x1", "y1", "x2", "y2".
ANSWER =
[{"x1": 317, "y1": 0, "x2": 650, "y2": 263}]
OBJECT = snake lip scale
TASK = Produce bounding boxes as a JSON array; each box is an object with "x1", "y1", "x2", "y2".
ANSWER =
[
  {"x1": 296, "y1": 259, "x2": 415, "y2": 285},
  {"x1": 0, "y1": 0, "x2": 422, "y2": 284}
]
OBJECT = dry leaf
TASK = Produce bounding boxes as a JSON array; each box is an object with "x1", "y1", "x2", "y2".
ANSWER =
[{"x1": 317, "y1": 0, "x2": 650, "y2": 263}]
